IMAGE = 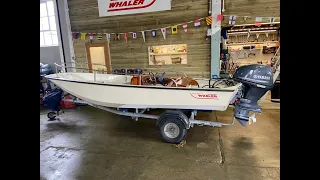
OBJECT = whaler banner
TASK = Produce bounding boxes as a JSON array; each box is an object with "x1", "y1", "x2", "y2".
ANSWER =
[{"x1": 98, "y1": 0, "x2": 171, "y2": 17}]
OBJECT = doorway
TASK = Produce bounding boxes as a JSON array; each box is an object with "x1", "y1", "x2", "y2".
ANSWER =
[{"x1": 85, "y1": 43, "x2": 111, "y2": 73}]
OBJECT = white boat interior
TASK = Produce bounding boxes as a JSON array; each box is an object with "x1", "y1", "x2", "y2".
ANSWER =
[{"x1": 49, "y1": 72, "x2": 240, "y2": 91}]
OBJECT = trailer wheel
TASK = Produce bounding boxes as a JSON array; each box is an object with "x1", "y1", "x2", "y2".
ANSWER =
[
  {"x1": 47, "y1": 111, "x2": 56, "y2": 120},
  {"x1": 158, "y1": 117, "x2": 187, "y2": 144}
]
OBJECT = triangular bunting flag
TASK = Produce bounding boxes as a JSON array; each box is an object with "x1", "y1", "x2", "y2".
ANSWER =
[
  {"x1": 172, "y1": 25, "x2": 178, "y2": 34},
  {"x1": 114, "y1": 34, "x2": 120, "y2": 40},
  {"x1": 80, "y1": 33, "x2": 86, "y2": 40},
  {"x1": 182, "y1": 23, "x2": 188, "y2": 33},
  {"x1": 75, "y1": 32, "x2": 80, "y2": 39},
  {"x1": 72, "y1": 32, "x2": 76, "y2": 39},
  {"x1": 206, "y1": 28, "x2": 212, "y2": 40},
  {"x1": 132, "y1": 32, "x2": 137, "y2": 39},
  {"x1": 106, "y1": 33, "x2": 110, "y2": 44},
  {"x1": 206, "y1": 16, "x2": 212, "y2": 25},
  {"x1": 194, "y1": 19, "x2": 201, "y2": 27},
  {"x1": 141, "y1": 31, "x2": 145, "y2": 42},
  {"x1": 97, "y1": 34, "x2": 102, "y2": 40},
  {"x1": 269, "y1": 17, "x2": 276, "y2": 23},
  {"x1": 89, "y1": 33, "x2": 93, "y2": 43},
  {"x1": 151, "y1": 30, "x2": 156, "y2": 37},
  {"x1": 161, "y1": 28, "x2": 166, "y2": 39},
  {"x1": 255, "y1": 17, "x2": 262, "y2": 26},
  {"x1": 229, "y1": 16, "x2": 236, "y2": 25},
  {"x1": 124, "y1": 33, "x2": 128, "y2": 43}
]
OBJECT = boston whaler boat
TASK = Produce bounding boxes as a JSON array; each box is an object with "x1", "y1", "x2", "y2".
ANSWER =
[{"x1": 43, "y1": 63, "x2": 275, "y2": 144}]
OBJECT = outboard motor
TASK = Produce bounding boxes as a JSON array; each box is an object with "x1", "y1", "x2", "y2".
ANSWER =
[{"x1": 232, "y1": 64, "x2": 274, "y2": 126}]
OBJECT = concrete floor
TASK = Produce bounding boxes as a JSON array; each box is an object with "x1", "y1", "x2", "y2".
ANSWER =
[{"x1": 40, "y1": 101, "x2": 279, "y2": 180}]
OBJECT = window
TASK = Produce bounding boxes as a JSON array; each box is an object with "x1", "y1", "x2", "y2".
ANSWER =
[{"x1": 40, "y1": 0, "x2": 58, "y2": 47}]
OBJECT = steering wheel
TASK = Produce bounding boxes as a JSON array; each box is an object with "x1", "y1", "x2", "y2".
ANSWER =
[{"x1": 145, "y1": 71, "x2": 156, "y2": 85}]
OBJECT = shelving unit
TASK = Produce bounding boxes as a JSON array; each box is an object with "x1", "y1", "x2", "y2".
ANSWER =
[
  {"x1": 148, "y1": 44, "x2": 187, "y2": 65},
  {"x1": 149, "y1": 52, "x2": 187, "y2": 56}
]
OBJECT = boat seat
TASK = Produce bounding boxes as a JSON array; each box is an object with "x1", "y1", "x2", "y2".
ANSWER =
[{"x1": 166, "y1": 77, "x2": 199, "y2": 88}]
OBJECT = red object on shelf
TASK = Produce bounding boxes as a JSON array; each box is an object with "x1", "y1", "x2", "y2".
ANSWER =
[{"x1": 60, "y1": 95, "x2": 76, "y2": 109}]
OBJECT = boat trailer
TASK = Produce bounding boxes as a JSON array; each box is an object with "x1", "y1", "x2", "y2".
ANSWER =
[
  {"x1": 43, "y1": 63, "x2": 278, "y2": 144},
  {"x1": 46, "y1": 96, "x2": 257, "y2": 144}
]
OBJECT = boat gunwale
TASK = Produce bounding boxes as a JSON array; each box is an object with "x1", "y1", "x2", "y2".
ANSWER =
[{"x1": 46, "y1": 76, "x2": 237, "y2": 92}]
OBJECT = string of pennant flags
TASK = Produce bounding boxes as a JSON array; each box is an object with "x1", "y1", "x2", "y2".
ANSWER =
[{"x1": 72, "y1": 14, "x2": 279, "y2": 43}]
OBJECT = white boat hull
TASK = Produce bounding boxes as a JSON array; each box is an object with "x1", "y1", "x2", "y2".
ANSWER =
[{"x1": 46, "y1": 73, "x2": 240, "y2": 111}]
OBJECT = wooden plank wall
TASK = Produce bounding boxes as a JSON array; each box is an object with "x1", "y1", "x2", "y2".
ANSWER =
[{"x1": 68, "y1": 0, "x2": 280, "y2": 78}]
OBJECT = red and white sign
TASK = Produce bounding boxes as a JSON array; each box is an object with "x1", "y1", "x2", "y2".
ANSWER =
[
  {"x1": 190, "y1": 93, "x2": 219, "y2": 100},
  {"x1": 98, "y1": 0, "x2": 171, "y2": 17}
]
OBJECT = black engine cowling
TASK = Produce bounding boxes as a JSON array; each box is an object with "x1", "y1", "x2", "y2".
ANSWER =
[{"x1": 232, "y1": 64, "x2": 274, "y2": 126}]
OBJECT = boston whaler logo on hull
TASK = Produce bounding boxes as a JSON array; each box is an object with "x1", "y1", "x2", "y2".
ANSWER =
[
  {"x1": 190, "y1": 93, "x2": 219, "y2": 100},
  {"x1": 108, "y1": 0, "x2": 156, "y2": 12}
]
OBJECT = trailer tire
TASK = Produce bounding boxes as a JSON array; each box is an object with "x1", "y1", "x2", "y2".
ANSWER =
[
  {"x1": 158, "y1": 117, "x2": 187, "y2": 144},
  {"x1": 47, "y1": 111, "x2": 56, "y2": 120}
]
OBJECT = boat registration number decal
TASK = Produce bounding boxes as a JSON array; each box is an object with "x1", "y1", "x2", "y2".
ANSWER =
[{"x1": 190, "y1": 93, "x2": 219, "y2": 99}]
